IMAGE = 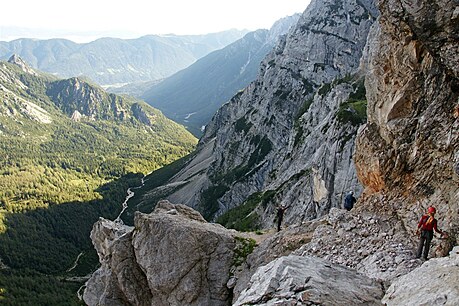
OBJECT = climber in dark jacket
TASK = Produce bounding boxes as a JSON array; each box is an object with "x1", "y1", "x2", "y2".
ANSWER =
[
  {"x1": 416, "y1": 206, "x2": 446, "y2": 260},
  {"x1": 276, "y1": 204, "x2": 289, "y2": 232},
  {"x1": 344, "y1": 191, "x2": 356, "y2": 211}
]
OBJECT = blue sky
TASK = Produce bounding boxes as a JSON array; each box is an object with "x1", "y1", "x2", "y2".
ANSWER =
[{"x1": 1, "y1": 0, "x2": 311, "y2": 42}]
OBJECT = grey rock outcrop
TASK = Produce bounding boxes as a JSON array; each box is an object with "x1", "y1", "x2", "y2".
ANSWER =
[
  {"x1": 83, "y1": 201, "x2": 237, "y2": 306},
  {"x1": 47, "y1": 76, "x2": 159, "y2": 124},
  {"x1": 83, "y1": 220, "x2": 149, "y2": 306},
  {"x1": 234, "y1": 255, "x2": 384, "y2": 306},
  {"x1": 7, "y1": 54, "x2": 37, "y2": 75},
  {"x1": 382, "y1": 246, "x2": 459, "y2": 306}
]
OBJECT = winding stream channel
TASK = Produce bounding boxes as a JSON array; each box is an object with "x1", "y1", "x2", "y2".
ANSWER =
[
  {"x1": 76, "y1": 173, "x2": 150, "y2": 300},
  {"x1": 114, "y1": 173, "x2": 150, "y2": 223}
]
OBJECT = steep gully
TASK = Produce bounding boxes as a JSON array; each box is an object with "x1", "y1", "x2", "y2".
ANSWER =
[{"x1": 115, "y1": 173, "x2": 151, "y2": 223}]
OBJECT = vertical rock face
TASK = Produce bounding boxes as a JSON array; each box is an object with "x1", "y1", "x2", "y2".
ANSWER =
[
  {"x1": 201, "y1": 0, "x2": 378, "y2": 224},
  {"x1": 83, "y1": 201, "x2": 236, "y2": 306},
  {"x1": 354, "y1": 0, "x2": 459, "y2": 235},
  {"x1": 153, "y1": 0, "x2": 378, "y2": 227}
]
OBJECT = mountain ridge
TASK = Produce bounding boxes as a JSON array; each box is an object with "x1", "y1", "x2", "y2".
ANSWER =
[
  {"x1": 0, "y1": 29, "x2": 248, "y2": 86},
  {"x1": 0, "y1": 53, "x2": 197, "y2": 214}
]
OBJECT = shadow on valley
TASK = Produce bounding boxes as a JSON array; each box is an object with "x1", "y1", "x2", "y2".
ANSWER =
[
  {"x1": 0, "y1": 172, "x2": 142, "y2": 306},
  {"x1": 119, "y1": 152, "x2": 195, "y2": 225}
]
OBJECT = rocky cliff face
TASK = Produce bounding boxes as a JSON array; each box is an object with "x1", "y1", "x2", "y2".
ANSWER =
[
  {"x1": 354, "y1": 0, "x2": 459, "y2": 237},
  {"x1": 48, "y1": 77, "x2": 157, "y2": 124},
  {"x1": 144, "y1": 0, "x2": 378, "y2": 227}
]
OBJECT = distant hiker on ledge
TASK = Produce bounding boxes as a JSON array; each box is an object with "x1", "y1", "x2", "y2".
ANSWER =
[
  {"x1": 416, "y1": 206, "x2": 447, "y2": 260},
  {"x1": 344, "y1": 191, "x2": 356, "y2": 211},
  {"x1": 276, "y1": 204, "x2": 289, "y2": 232}
]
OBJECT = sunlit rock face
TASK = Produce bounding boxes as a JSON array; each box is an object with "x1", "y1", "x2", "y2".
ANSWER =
[{"x1": 354, "y1": 0, "x2": 459, "y2": 237}]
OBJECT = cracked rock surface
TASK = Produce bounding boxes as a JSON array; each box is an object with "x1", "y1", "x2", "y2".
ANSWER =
[
  {"x1": 234, "y1": 254, "x2": 384, "y2": 306},
  {"x1": 382, "y1": 246, "x2": 459, "y2": 306},
  {"x1": 83, "y1": 200, "x2": 236, "y2": 306}
]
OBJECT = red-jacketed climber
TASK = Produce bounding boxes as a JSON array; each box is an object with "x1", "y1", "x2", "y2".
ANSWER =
[{"x1": 415, "y1": 206, "x2": 447, "y2": 260}]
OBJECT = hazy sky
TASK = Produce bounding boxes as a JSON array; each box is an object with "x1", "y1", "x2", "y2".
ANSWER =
[{"x1": 0, "y1": 0, "x2": 311, "y2": 43}]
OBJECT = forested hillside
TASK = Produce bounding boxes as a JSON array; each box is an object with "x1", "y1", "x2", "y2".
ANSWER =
[{"x1": 0, "y1": 56, "x2": 197, "y2": 304}]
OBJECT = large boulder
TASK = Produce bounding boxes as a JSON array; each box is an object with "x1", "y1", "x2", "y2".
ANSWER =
[
  {"x1": 234, "y1": 255, "x2": 384, "y2": 305},
  {"x1": 83, "y1": 200, "x2": 237, "y2": 306},
  {"x1": 382, "y1": 246, "x2": 459, "y2": 306}
]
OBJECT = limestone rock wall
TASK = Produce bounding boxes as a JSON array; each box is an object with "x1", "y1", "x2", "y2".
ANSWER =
[
  {"x1": 142, "y1": 0, "x2": 378, "y2": 228},
  {"x1": 354, "y1": 0, "x2": 459, "y2": 239},
  {"x1": 203, "y1": 0, "x2": 377, "y2": 223}
]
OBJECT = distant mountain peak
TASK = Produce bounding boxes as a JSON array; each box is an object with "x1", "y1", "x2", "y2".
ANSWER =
[{"x1": 8, "y1": 54, "x2": 37, "y2": 75}]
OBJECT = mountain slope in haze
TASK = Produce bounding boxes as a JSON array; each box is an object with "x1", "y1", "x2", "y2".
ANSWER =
[
  {"x1": 0, "y1": 55, "x2": 197, "y2": 304},
  {"x1": 0, "y1": 30, "x2": 247, "y2": 86},
  {"x1": 140, "y1": 15, "x2": 300, "y2": 136}
]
